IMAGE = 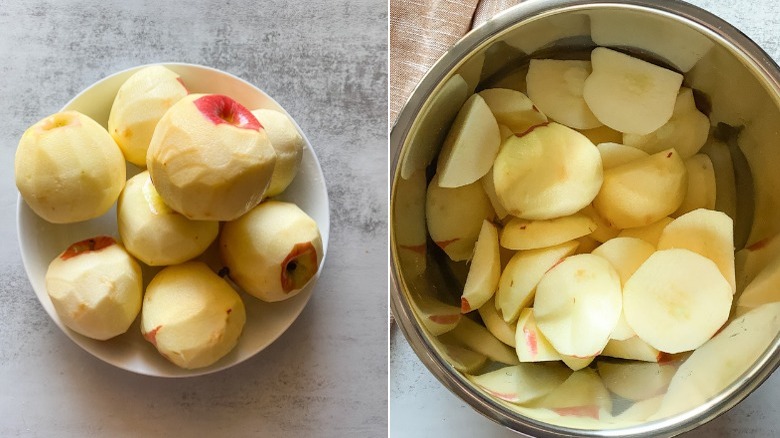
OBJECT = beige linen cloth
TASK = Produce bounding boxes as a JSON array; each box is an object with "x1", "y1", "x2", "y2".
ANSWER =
[
  {"x1": 389, "y1": 0, "x2": 522, "y2": 125},
  {"x1": 389, "y1": 0, "x2": 521, "y2": 324}
]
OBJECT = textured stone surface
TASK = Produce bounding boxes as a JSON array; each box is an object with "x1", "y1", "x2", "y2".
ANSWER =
[
  {"x1": 390, "y1": 0, "x2": 780, "y2": 436},
  {"x1": 1, "y1": 1, "x2": 387, "y2": 437}
]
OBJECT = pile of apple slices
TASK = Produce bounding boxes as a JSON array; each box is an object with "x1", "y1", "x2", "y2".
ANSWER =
[
  {"x1": 424, "y1": 48, "x2": 739, "y2": 378},
  {"x1": 16, "y1": 65, "x2": 323, "y2": 370}
]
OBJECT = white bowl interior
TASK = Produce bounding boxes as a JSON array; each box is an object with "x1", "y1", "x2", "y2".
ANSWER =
[{"x1": 17, "y1": 63, "x2": 330, "y2": 377}]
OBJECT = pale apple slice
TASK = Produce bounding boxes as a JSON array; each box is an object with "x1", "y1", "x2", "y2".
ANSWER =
[
  {"x1": 393, "y1": 169, "x2": 428, "y2": 278},
  {"x1": 735, "y1": 233, "x2": 780, "y2": 292},
  {"x1": 477, "y1": 88, "x2": 548, "y2": 133},
  {"x1": 657, "y1": 208, "x2": 735, "y2": 293},
  {"x1": 617, "y1": 216, "x2": 674, "y2": 246},
  {"x1": 479, "y1": 297, "x2": 517, "y2": 347},
  {"x1": 597, "y1": 142, "x2": 649, "y2": 170},
  {"x1": 461, "y1": 220, "x2": 501, "y2": 313},
  {"x1": 561, "y1": 354, "x2": 595, "y2": 371},
  {"x1": 623, "y1": 88, "x2": 710, "y2": 159},
  {"x1": 673, "y1": 154, "x2": 716, "y2": 216},
  {"x1": 534, "y1": 254, "x2": 622, "y2": 358},
  {"x1": 498, "y1": 124, "x2": 514, "y2": 140},
  {"x1": 439, "y1": 316, "x2": 520, "y2": 365},
  {"x1": 426, "y1": 173, "x2": 494, "y2": 261},
  {"x1": 737, "y1": 253, "x2": 780, "y2": 310},
  {"x1": 436, "y1": 93, "x2": 501, "y2": 188},
  {"x1": 623, "y1": 248, "x2": 732, "y2": 353},
  {"x1": 700, "y1": 139, "x2": 737, "y2": 221},
  {"x1": 580, "y1": 204, "x2": 620, "y2": 243},
  {"x1": 496, "y1": 240, "x2": 579, "y2": 323},
  {"x1": 592, "y1": 237, "x2": 655, "y2": 341},
  {"x1": 499, "y1": 213, "x2": 596, "y2": 251},
  {"x1": 481, "y1": 166, "x2": 509, "y2": 220},
  {"x1": 651, "y1": 303, "x2": 780, "y2": 420},
  {"x1": 515, "y1": 308, "x2": 562, "y2": 362},
  {"x1": 408, "y1": 292, "x2": 461, "y2": 336},
  {"x1": 601, "y1": 336, "x2": 664, "y2": 362},
  {"x1": 579, "y1": 125, "x2": 623, "y2": 145},
  {"x1": 614, "y1": 396, "x2": 664, "y2": 423},
  {"x1": 593, "y1": 148, "x2": 687, "y2": 229},
  {"x1": 431, "y1": 337, "x2": 488, "y2": 373},
  {"x1": 493, "y1": 122, "x2": 603, "y2": 220},
  {"x1": 526, "y1": 59, "x2": 602, "y2": 130},
  {"x1": 583, "y1": 47, "x2": 683, "y2": 135},
  {"x1": 529, "y1": 368, "x2": 612, "y2": 420},
  {"x1": 467, "y1": 363, "x2": 571, "y2": 404},
  {"x1": 598, "y1": 361, "x2": 676, "y2": 401}
]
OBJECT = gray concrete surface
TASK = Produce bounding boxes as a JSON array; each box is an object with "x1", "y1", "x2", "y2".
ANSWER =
[
  {"x1": 390, "y1": 0, "x2": 780, "y2": 436},
  {"x1": 0, "y1": 1, "x2": 387, "y2": 437}
]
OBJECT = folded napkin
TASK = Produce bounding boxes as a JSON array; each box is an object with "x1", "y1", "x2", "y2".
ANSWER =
[{"x1": 389, "y1": 0, "x2": 522, "y2": 125}]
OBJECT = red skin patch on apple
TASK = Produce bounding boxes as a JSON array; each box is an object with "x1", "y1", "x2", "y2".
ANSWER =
[
  {"x1": 144, "y1": 325, "x2": 162, "y2": 347},
  {"x1": 747, "y1": 237, "x2": 770, "y2": 251},
  {"x1": 193, "y1": 95, "x2": 262, "y2": 130},
  {"x1": 552, "y1": 405, "x2": 600, "y2": 419},
  {"x1": 485, "y1": 389, "x2": 518, "y2": 402},
  {"x1": 545, "y1": 257, "x2": 566, "y2": 274},
  {"x1": 523, "y1": 327, "x2": 538, "y2": 356},
  {"x1": 429, "y1": 314, "x2": 459, "y2": 324},
  {"x1": 400, "y1": 244, "x2": 426, "y2": 255},
  {"x1": 281, "y1": 241, "x2": 319, "y2": 293},
  {"x1": 435, "y1": 238, "x2": 458, "y2": 250},
  {"x1": 60, "y1": 236, "x2": 116, "y2": 260},
  {"x1": 461, "y1": 297, "x2": 471, "y2": 313},
  {"x1": 515, "y1": 121, "x2": 550, "y2": 138}
]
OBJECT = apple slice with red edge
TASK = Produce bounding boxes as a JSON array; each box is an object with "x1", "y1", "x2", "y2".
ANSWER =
[{"x1": 515, "y1": 308, "x2": 562, "y2": 362}]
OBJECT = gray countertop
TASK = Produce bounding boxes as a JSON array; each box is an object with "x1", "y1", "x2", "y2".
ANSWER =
[
  {"x1": 390, "y1": 0, "x2": 780, "y2": 437},
  {"x1": 0, "y1": 1, "x2": 387, "y2": 437}
]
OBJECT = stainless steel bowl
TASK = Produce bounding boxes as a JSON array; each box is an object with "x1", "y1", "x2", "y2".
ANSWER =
[{"x1": 390, "y1": 0, "x2": 780, "y2": 436}]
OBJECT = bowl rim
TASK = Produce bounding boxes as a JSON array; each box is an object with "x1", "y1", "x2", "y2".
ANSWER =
[
  {"x1": 16, "y1": 61, "x2": 331, "y2": 378},
  {"x1": 389, "y1": 0, "x2": 780, "y2": 436}
]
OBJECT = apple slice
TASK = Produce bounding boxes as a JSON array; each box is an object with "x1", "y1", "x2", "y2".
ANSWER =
[
  {"x1": 467, "y1": 363, "x2": 571, "y2": 404},
  {"x1": 613, "y1": 396, "x2": 664, "y2": 423},
  {"x1": 515, "y1": 308, "x2": 562, "y2": 362},
  {"x1": 700, "y1": 139, "x2": 737, "y2": 221},
  {"x1": 651, "y1": 303, "x2": 780, "y2": 420},
  {"x1": 534, "y1": 254, "x2": 622, "y2": 358},
  {"x1": 623, "y1": 248, "x2": 732, "y2": 353},
  {"x1": 673, "y1": 154, "x2": 716, "y2": 217},
  {"x1": 493, "y1": 122, "x2": 603, "y2": 220},
  {"x1": 408, "y1": 292, "x2": 461, "y2": 336},
  {"x1": 479, "y1": 297, "x2": 517, "y2": 347},
  {"x1": 623, "y1": 88, "x2": 710, "y2": 158},
  {"x1": 592, "y1": 237, "x2": 655, "y2": 340},
  {"x1": 593, "y1": 148, "x2": 687, "y2": 229},
  {"x1": 431, "y1": 337, "x2": 488, "y2": 373},
  {"x1": 657, "y1": 208, "x2": 735, "y2": 293},
  {"x1": 598, "y1": 361, "x2": 676, "y2": 401},
  {"x1": 735, "y1": 233, "x2": 780, "y2": 292},
  {"x1": 496, "y1": 240, "x2": 579, "y2": 323},
  {"x1": 561, "y1": 354, "x2": 595, "y2": 371},
  {"x1": 529, "y1": 368, "x2": 612, "y2": 420},
  {"x1": 481, "y1": 166, "x2": 509, "y2": 220},
  {"x1": 601, "y1": 336, "x2": 664, "y2": 362},
  {"x1": 393, "y1": 170, "x2": 428, "y2": 278},
  {"x1": 617, "y1": 216, "x2": 673, "y2": 246},
  {"x1": 580, "y1": 204, "x2": 620, "y2": 243},
  {"x1": 439, "y1": 317, "x2": 520, "y2": 365},
  {"x1": 596, "y1": 142, "x2": 649, "y2": 170},
  {"x1": 526, "y1": 59, "x2": 602, "y2": 130},
  {"x1": 499, "y1": 213, "x2": 596, "y2": 251},
  {"x1": 579, "y1": 125, "x2": 623, "y2": 145},
  {"x1": 477, "y1": 88, "x2": 548, "y2": 133},
  {"x1": 737, "y1": 253, "x2": 780, "y2": 310},
  {"x1": 426, "y1": 173, "x2": 494, "y2": 261},
  {"x1": 436, "y1": 93, "x2": 501, "y2": 188},
  {"x1": 583, "y1": 47, "x2": 683, "y2": 135},
  {"x1": 461, "y1": 220, "x2": 501, "y2": 313}
]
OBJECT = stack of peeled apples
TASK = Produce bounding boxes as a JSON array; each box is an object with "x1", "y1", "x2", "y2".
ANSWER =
[
  {"x1": 14, "y1": 65, "x2": 323, "y2": 370},
  {"x1": 402, "y1": 47, "x2": 780, "y2": 421}
]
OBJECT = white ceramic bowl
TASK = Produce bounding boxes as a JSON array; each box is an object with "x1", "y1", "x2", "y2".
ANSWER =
[{"x1": 17, "y1": 63, "x2": 330, "y2": 377}]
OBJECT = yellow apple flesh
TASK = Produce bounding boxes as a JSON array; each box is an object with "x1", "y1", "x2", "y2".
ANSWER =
[{"x1": 251, "y1": 109, "x2": 304, "y2": 197}]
